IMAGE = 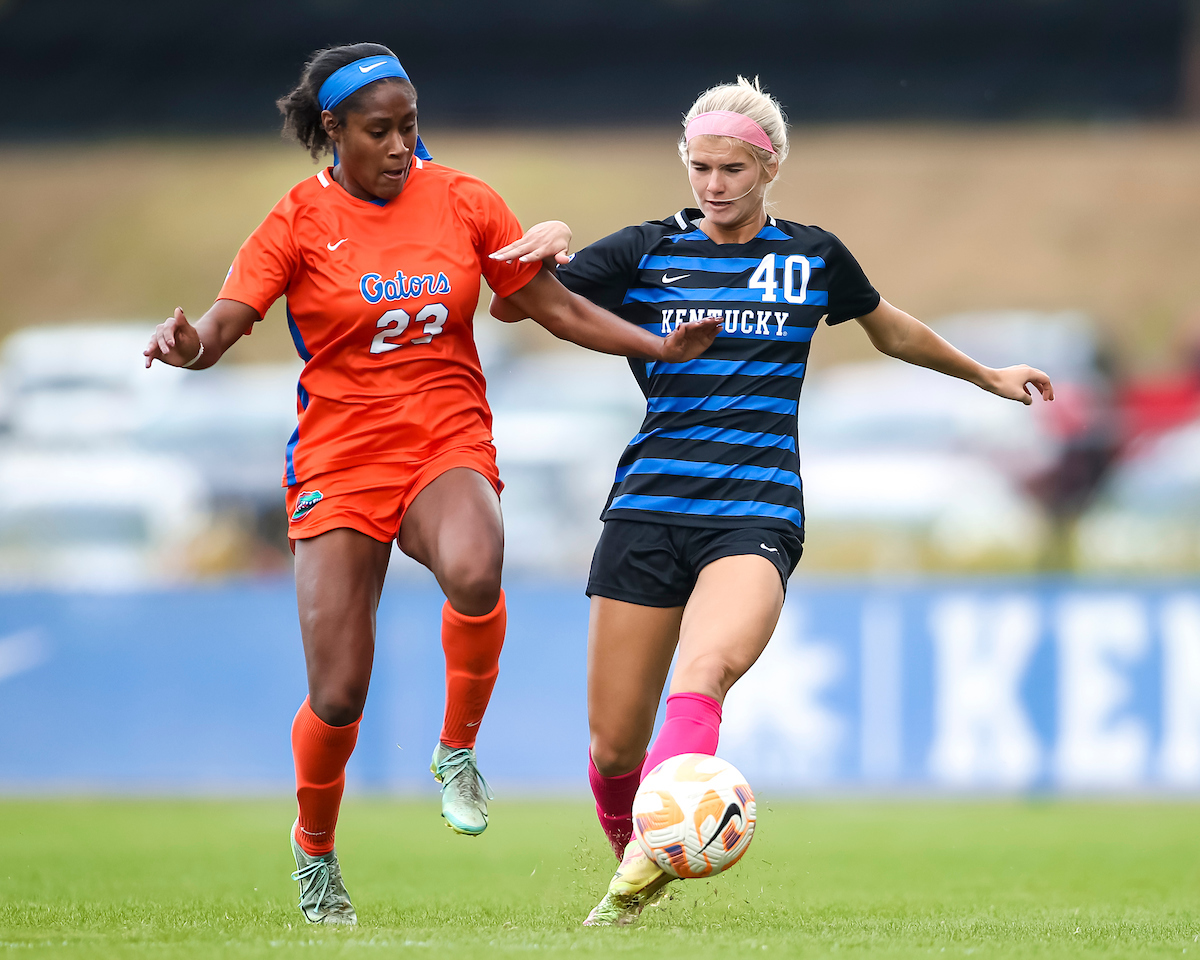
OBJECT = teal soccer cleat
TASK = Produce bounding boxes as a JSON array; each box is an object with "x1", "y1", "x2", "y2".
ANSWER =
[
  {"x1": 431, "y1": 743, "x2": 493, "y2": 836},
  {"x1": 289, "y1": 821, "x2": 357, "y2": 925}
]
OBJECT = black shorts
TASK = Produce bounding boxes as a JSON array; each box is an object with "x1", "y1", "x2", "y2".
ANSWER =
[{"x1": 586, "y1": 519, "x2": 803, "y2": 608}]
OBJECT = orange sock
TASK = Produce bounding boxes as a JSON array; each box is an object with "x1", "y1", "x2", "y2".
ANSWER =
[
  {"x1": 440, "y1": 589, "x2": 506, "y2": 749},
  {"x1": 291, "y1": 698, "x2": 360, "y2": 856}
]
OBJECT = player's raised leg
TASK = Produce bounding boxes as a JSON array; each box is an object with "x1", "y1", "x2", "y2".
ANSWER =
[
  {"x1": 658, "y1": 553, "x2": 784, "y2": 758},
  {"x1": 290, "y1": 527, "x2": 391, "y2": 924},
  {"x1": 399, "y1": 466, "x2": 505, "y2": 835}
]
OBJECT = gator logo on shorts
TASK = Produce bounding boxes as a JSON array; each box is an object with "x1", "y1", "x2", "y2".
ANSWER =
[{"x1": 291, "y1": 490, "x2": 323, "y2": 521}]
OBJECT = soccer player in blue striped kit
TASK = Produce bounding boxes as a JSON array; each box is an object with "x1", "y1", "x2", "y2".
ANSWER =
[{"x1": 493, "y1": 77, "x2": 1054, "y2": 925}]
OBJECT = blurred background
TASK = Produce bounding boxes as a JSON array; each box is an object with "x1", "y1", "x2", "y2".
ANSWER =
[{"x1": 1, "y1": 0, "x2": 1199, "y2": 793}]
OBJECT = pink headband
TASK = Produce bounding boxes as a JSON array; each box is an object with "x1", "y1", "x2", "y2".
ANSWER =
[{"x1": 684, "y1": 110, "x2": 776, "y2": 155}]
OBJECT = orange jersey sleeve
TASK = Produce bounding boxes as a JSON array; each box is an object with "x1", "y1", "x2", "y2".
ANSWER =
[
  {"x1": 449, "y1": 176, "x2": 540, "y2": 299},
  {"x1": 219, "y1": 199, "x2": 301, "y2": 318}
]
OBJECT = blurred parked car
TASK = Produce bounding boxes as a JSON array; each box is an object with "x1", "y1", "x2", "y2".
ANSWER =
[
  {"x1": 486, "y1": 351, "x2": 645, "y2": 576},
  {"x1": 935, "y1": 310, "x2": 1107, "y2": 384},
  {"x1": 801, "y1": 449, "x2": 1047, "y2": 572},
  {"x1": 137, "y1": 362, "x2": 301, "y2": 498},
  {"x1": 135, "y1": 362, "x2": 301, "y2": 556},
  {"x1": 0, "y1": 323, "x2": 300, "y2": 578},
  {"x1": 0, "y1": 449, "x2": 210, "y2": 588},
  {"x1": 0, "y1": 323, "x2": 185, "y2": 445},
  {"x1": 799, "y1": 359, "x2": 1059, "y2": 482},
  {"x1": 1074, "y1": 417, "x2": 1200, "y2": 572},
  {"x1": 797, "y1": 355, "x2": 1054, "y2": 571}
]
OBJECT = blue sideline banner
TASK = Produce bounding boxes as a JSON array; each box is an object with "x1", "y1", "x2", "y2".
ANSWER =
[{"x1": 1, "y1": 580, "x2": 1199, "y2": 792}]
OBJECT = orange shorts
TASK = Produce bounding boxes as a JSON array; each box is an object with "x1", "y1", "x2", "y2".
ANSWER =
[{"x1": 284, "y1": 441, "x2": 502, "y2": 546}]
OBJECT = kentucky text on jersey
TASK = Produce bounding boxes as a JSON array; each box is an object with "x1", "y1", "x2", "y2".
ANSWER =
[
  {"x1": 557, "y1": 209, "x2": 880, "y2": 537},
  {"x1": 660, "y1": 309, "x2": 792, "y2": 337}
]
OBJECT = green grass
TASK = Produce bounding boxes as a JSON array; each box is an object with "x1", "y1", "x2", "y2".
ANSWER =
[{"x1": 1, "y1": 799, "x2": 1198, "y2": 958}]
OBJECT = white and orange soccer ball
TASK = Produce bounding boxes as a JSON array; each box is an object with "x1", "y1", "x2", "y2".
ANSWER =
[{"x1": 631, "y1": 753, "x2": 756, "y2": 879}]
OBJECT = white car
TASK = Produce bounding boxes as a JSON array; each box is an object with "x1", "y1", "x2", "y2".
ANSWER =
[
  {"x1": 799, "y1": 359, "x2": 1059, "y2": 483},
  {"x1": 797, "y1": 347, "x2": 1058, "y2": 572},
  {"x1": 135, "y1": 362, "x2": 302, "y2": 504},
  {"x1": 800, "y1": 448, "x2": 1047, "y2": 572},
  {"x1": 0, "y1": 449, "x2": 210, "y2": 589},
  {"x1": 486, "y1": 351, "x2": 646, "y2": 575},
  {"x1": 0, "y1": 323, "x2": 185, "y2": 445}
]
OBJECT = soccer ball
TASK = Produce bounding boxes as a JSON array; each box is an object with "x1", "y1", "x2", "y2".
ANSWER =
[{"x1": 632, "y1": 753, "x2": 756, "y2": 879}]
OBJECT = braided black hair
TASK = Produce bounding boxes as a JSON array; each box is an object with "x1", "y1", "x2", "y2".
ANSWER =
[{"x1": 277, "y1": 42, "x2": 416, "y2": 160}]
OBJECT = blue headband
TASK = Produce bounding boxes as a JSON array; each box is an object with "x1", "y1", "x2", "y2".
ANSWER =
[{"x1": 318, "y1": 55, "x2": 431, "y2": 161}]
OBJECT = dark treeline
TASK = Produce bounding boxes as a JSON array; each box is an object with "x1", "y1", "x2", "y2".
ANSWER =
[{"x1": 0, "y1": 0, "x2": 1189, "y2": 136}]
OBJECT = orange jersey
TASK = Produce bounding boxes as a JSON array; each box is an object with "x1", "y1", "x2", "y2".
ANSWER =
[{"x1": 218, "y1": 159, "x2": 539, "y2": 485}]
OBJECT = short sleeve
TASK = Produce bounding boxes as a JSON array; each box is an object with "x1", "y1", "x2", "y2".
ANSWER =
[
  {"x1": 455, "y1": 179, "x2": 540, "y2": 299},
  {"x1": 217, "y1": 202, "x2": 299, "y2": 318},
  {"x1": 555, "y1": 225, "x2": 647, "y2": 312},
  {"x1": 823, "y1": 233, "x2": 881, "y2": 325}
]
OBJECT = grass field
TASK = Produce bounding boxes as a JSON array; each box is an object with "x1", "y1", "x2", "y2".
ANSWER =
[{"x1": 2, "y1": 799, "x2": 1197, "y2": 958}]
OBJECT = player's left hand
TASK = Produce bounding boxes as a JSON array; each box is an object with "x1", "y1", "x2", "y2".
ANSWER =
[
  {"x1": 489, "y1": 220, "x2": 572, "y2": 264},
  {"x1": 986, "y1": 364, "x2": 1054, "y2": 405},
  {"x1": 658, "y1": 317, "x2": 722, "y2": 363}
]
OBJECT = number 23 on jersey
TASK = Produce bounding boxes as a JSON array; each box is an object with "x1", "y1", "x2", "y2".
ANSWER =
[{"x1": 370, "y1": 302, "x2": 450, "y2": 354}]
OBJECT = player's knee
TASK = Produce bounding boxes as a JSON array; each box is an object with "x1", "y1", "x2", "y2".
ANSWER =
[
  {"x1": 441, "y1": 553, "x2": 502, "y2": 617},
  {"x1": 674, "y1": 652, "x2": 742, "y2": 700},
  {"x1": 308, "y1": 683, "x2": 368, "y2": 728},
  {"x1": 590, "y1": 734, "x2": 646, "y2": 778}
]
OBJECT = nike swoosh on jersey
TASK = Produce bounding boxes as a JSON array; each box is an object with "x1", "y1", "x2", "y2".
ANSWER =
[
  {"x1": 327, "y1": 238, "x2": 349, "y2": 251},
  {"x1": 662, "y1": 273, "x2": 690, "y2": 283},
  {"x1": 359, "y1": 61, "x2": 387, "y2": 73},
  {"x1": 760, "y1": 543, "x2": 779, "y2": 553},
  {"x1": 697, "y1": 803, "x2": 744, "y2": 855}
]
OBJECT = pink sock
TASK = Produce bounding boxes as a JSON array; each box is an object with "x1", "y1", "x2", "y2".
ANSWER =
[
  {"x1": 642, "y1": 692, "x2": 722, "y2": 777},
  {"x1": 588, "y1": 752, "x2": 645, "y2": 859}
]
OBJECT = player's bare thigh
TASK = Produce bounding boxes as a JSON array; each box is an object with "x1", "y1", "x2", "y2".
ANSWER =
[
  {"x1": 587, "y1": 597, "x2": 683, "y2": 776},
  {"x1": 398, "y1": 466, "x2": 504, "y2": 616},
  {"x1": 669, "y1": 553, "x2": 785, "y2": 703}
]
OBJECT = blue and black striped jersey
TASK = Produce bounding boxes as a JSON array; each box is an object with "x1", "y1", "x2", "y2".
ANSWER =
[{"x1": 557, "y1": 208, "x2": 880, "y2": 538}]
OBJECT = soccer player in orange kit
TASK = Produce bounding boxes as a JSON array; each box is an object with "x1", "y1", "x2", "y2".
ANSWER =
[{"x1": 143, "y1": 42, "x2": 719, "y2": 925}]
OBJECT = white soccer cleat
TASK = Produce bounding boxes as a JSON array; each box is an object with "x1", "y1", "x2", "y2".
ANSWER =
[{"x1": 289, "y1": 820, "x2": 357, "y2": 925}]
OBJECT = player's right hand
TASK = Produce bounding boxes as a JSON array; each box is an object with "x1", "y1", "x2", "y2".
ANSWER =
[
  {"x1": 489, "y1": 220, "x2": 572, "y2": 264},
  {"x1": 144, "y1": 307, "x2": 201, "y2": 368},
  {"x1": 659, "y1": 316, "x2": 723, "y2": 363}
]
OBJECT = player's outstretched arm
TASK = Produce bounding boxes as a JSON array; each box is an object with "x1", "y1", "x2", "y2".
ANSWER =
[
  {"x1": 489, "y1": 220, "x2": 573, "y2": 265},
  {"x1": 495, "y1": 267, "x2": 721, "y2": 362},
  {"x1": 143, "y1": 300, "x2": 260, "y2": 370},
  {"x1": 857, "y1": 298, "x2": 1054, "y2": 405}
]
